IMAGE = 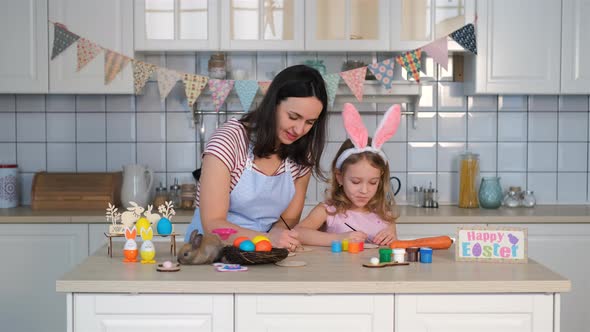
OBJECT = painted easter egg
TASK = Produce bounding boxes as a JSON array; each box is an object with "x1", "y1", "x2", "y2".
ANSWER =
[
  {"x1": 233, "y1": 236, "x2": 249, "y2": 248},
  {"x1": 239, "y1": 240, "x2": 255, "y2": 252},
  {"x1": 136, "y1": 217, "x2": 151, "y2": 234},
  {"x1": 472, "y1": 243, "x2": 482, "y2": 257},
  {"x1": 251, "y1": 235, "x2": 270, "y2": 244},
  {"x1": 255, "y1": 240, "x2": 272, "y2": 252},
  {"x1": 157, "y1": 218, "x2": 172, "y2": 235}
]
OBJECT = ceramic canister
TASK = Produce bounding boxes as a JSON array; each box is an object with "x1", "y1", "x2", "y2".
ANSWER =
[{"x1": 0, "y1": 164, "x2": 18, "y2": 208}]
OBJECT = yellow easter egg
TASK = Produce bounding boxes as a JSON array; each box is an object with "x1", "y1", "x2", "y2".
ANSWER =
[
  {"x1": 136, "y1": 217, "x2": 151, "y2": 234},
  {"x1": 251, "y1": 235, "x2": 270, "y2": 244}
]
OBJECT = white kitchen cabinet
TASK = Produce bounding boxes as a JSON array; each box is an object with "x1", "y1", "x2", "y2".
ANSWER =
[
  {"x1": 396, "y1": 294, "x2": 555, "y2": 332},
  {"x1": 0, "y1": 0, "x2": 48, "y2": 93},
  {"x1": 220, "y1": 0, "x2": 304, "y2": 51},
  {"x1": 235, "y1": 294, "x2": 394, "y2": 332},
  {"x1": 464, "y1": 0, "x2": 561, "y2": 94},
  {"x1": 49, "y1": 0, "x2": 134, "y2": 93},
  {"x1": 561, "y1": 0, "x2": 590, "y2": 94},
  {"x1": 390, "y1": 0, "x2": 475, "y2": 52},
  {"x1": 304, "y1": 0, "x2": 390, "y2": 51},
  {"x1": 74, "y1": 294, "x2": 233, "y2": 332},
  {"x1": 135, "y1": 0, "x2": 219, "y2": 51},
  {"x1": 0, "y1": 224, "x2": 88, "y2": 332}
]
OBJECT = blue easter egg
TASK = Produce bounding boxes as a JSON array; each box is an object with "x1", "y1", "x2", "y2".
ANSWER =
[
  {"x1": 157, "y1": 218, "x2": 172, "y2": 236},
  {"x1": 239, "y1": 240, "x2": 255, "y2": 252},
  {"x1": 472, "y1": 243, "x2": 482, "y2": 257}
]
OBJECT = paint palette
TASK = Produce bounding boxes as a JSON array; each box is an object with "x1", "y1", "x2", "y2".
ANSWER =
[
  {"x1": 362, "y1": 262, "x2": 410, "y2": 268},
  {"x1": 156, "y1": 262, "x2": 181, "y2": 272}
]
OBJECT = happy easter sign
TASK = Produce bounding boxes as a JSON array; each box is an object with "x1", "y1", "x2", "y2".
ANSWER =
[{"x1": 456, "y1": 226, "x2": 528, "y2": 263}]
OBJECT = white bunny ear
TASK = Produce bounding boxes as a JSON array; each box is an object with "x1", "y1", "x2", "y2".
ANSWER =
[
  {"x1": 372, "y1": 104, "x2": 401, "y2": 150},
  {"x1": 342, "y1": 103, "x2": 368, "y2": 148}
]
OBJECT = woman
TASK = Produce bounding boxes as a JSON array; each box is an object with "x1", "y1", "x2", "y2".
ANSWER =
[{"x1": 185, "y1": 65, "x2": 328, "y2": 251}]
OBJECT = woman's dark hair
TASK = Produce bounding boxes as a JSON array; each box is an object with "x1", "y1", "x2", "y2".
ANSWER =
[{"x1": 240, "y1": 65, "x2": 328, "y2": 179}]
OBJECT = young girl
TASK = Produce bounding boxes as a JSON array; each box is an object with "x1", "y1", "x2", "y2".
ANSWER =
[{"x1": 296, "y1": 103, "x2": 401, "y2": 247}]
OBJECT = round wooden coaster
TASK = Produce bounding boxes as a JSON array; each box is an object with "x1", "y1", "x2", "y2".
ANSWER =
[
  {"x1": 275, "y1": 260, "x2": 307, "y2": 267},
  {"x1": 363, "y1": 243, "x2": 379, "y2": 249},
  {"x1": 156, "y1": 263, "x2": 181, "y2": 272}
]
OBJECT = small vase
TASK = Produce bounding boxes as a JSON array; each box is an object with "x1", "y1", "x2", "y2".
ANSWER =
[{"x1": 478, "y1": 177, "x2": 503, "y2": 209}]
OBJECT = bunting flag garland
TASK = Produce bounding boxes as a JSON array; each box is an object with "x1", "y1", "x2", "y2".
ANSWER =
[
  {"x1": 132, "y1": 60, "x2": 157, "y2": 94},
  {"x1": 76, "y1": 38, "x2": 102, "y2": 72},
  {"x1": 104, "y1": 50, "x2": 130, "y2": 85},
  {"x1": 235, "y1": 80, "x2": 259, "y2": 111},
  {"x1": 156, "y1": 67, "x2": 182, "y2": 101},
  {"x1": 209, "y1": 79, "x2": 235, "y2": 112},
  {"x1": 322, "y1": 73, "x2": 340, "y2": 108},
  {"x1": 451, "y1": 23, "x2": 477, "y2": 54},
  {"x1": 182, "y1": 73, "x2": 209, "y2": 107},
  {"x1": 51, "y1": 24, "x2": 79, "y2": 60},
  {"x1": 339, "y1": 67, "x2": 367, "y2": 102},
  {"x1": 368, "y1": 58, "x2": 395, "y2": 91},
  {"x1": 396, "y1": 49, "x2": 422, "y2": 83},
  {"x1": 258, "y1": 81, "x2": 271, "y2": 95},
  {"x1": 422, "y1": 37, "x2": 449, "y2": 70}
]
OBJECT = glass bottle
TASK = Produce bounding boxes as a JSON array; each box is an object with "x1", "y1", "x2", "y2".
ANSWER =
[
  {"x1": 458, "y1": 152, "x2": 479, "y2": 208},
  {"x1": 478, "y1": 177, "x2": 503, "y2": 209},
  {"x1": 208, "y1": 53, "x2": 226, "y2": 79},
  {"x1": 153, "y1": 182, "x2": 167, "y2": 208},
  {"x1": 503, "y1": 190, "x2": 521, "y2": 208},
  {"x1": 169, "y1": 178, "x2": 181, "y2": 208},
  {"x1": 521, "y1": 190, "x2": 536, "y2": 208}
]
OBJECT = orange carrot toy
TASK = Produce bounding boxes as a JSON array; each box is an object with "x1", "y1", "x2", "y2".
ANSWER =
[{"x1": 389, "y1": 236, "x2": 453, "y2": 250}]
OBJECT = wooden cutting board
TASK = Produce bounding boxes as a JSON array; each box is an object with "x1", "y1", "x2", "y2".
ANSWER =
[{"x1": 31, "y1": 172, "x2": 122, "y2": 210}]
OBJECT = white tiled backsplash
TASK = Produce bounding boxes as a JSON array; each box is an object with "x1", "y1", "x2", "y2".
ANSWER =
[{"x1": 1, "y1": 53, "x2": 589, "y2": 207}]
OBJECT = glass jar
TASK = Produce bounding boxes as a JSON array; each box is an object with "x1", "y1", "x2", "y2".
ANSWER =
[
  {"x1": 169, "y1": 178, "x2": 181, "y2": 208},
  {"x1": 503, "y1": 191, "x2": 521, "y2": 208},
  {"x1": 208, "y1": 53, "x2": 226, "y2": 79},
  {"x1": 153, "y1": 183, "x2": 168, "y2": 208},
  {"x1": 458, "y1": 152, "x2": 479, "y2": 208},
  {"x1": 522, "y1": 190, "x2": 536, "y2": 208},
  {"x1": 478, "y1": 177, "x2": 503, "y2": 209}
]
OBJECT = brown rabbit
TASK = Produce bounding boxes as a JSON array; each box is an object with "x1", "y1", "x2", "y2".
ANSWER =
[{"x1": 177, "y1": 229, "x2": 224, "y2": 265}]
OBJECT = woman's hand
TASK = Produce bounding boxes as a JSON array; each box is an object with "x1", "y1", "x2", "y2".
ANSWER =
[
  {"x1": 268, "y1": 227, "x2": 300, "y2": 251},
  {"x1": 341, "y1": 231, "x2": 368, "y2": 243},
  {"x1": 372, "y1": 225, "x2": 397, "y2": 246}
]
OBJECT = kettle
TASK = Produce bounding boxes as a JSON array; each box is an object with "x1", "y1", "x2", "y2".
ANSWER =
[{"x1": 121, "y1": 164, "x2": 154, "y2": 208}]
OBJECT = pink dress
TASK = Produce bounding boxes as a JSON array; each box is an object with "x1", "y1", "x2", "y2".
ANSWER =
[{"x1": 324, "y1": 204, "x2": 390, "y2": 242}]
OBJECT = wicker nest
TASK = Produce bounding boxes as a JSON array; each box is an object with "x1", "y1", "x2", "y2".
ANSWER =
[{"x1": 223, "y1": 246, "x2": 289, "y2": 265}]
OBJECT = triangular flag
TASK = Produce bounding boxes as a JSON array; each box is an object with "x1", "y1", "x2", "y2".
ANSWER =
[
  {"x1": 422, "y1": 37, "x2": 449, "y2": 70},
  {"x1": 132, "y1": 60, "x2": 157, "y2": 94},
  {"x1": 76, "y1": 38, "x2": 102, "y2": 72},
  {"x1": 322, "y1": 73, "x2": 340, "y2": 108},
  {"x1": 258, "y1": 81, "x2": 271, "y2": 95},
  {"x1": 182, "y1": 73, "x2": 209, "y2": 107},
  {"x1": 235, "y1": 80, "x2": 259, "y2": 111},
  {"x1": 51, "y1": 23, "x2": 79, "y2": 60},
  {"x1": 339, "y1": 67, "x2": 367, "y2": 102},
  {"x1": 368, "y1": 58, "x2": 396, "y2": 91},
  {"x1": 396, "y1": 49, "x2": 422, "y2": 83},
  {"x1": 156, "y1": 67, "x2": 182, "y2": 100},
  {"x1": 451, "y1": 23, "x2": 477, "y2": 54},
  {"x1": 104, "y1": 50, "x2": 130, "y2": 85},
  {"x1": 208, "y1": 79, "x2": 235, "y2": 112}
]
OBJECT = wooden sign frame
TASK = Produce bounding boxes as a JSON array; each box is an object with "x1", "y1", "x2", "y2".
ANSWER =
[{"x1": 455, "y1": 226, "x2": 528, "y2": 264}]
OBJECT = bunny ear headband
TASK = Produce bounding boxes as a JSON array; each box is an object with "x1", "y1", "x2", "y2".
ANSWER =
[{"x1": 335, "y1": 103, "x2": 402, "y2": 169}]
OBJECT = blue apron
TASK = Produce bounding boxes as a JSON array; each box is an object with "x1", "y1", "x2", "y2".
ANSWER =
[{"x1": 185, "y1": 145, "x2": 296, "y2": 242}]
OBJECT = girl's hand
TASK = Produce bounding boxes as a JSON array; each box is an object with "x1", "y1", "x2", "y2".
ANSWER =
[
  {"x1": 372, "y1": 226, "x2": 397, "y2": 246},
  {"x1": 341, "y1": 231, "x2": 368, "y2": 243},
  {"x1": 268, "y1": 228, "x2": 300, "y2": 252}
]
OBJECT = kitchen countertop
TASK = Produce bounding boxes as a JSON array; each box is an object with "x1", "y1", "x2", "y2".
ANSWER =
[
  {"x1": 2, "y1": 205, "x2": 590, "y2": 224},
  {"x1": 56, "y1": 243, "x2": 571, "y2": 294}
]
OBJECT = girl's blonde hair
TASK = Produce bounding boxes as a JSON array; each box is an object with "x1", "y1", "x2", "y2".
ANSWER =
[{"x1": 325, "y1": 138, "x2": 399, "y2": 223}]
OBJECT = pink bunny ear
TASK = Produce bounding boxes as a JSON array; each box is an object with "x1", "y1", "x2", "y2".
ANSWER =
[
  {"x1": 372, "y1": 104, "x2": 401, "y2": 149},
  {"x1": 342, "y1": 103, "x2": 368, "y2": 148}
]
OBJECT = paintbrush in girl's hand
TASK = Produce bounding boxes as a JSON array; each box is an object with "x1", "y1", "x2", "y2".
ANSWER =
[
  {"x1": 280, "y1": 215, "x2": 292, "y2": 230},
  {"x1": 344, "y1": 222, "x2": 357, "y2": 231}
]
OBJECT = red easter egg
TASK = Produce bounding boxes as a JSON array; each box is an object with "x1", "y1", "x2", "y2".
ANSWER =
[
  {"x1": 233, "y1": 236, "x2": 249, "y2": 248},
  {"x1": 255, "y1": 240, "x2": 272, "y2": 252}
]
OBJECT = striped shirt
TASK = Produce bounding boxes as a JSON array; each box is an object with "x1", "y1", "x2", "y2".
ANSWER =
[{"x1": 195, "y1": 118, "x2": 311, "y2": 207}]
